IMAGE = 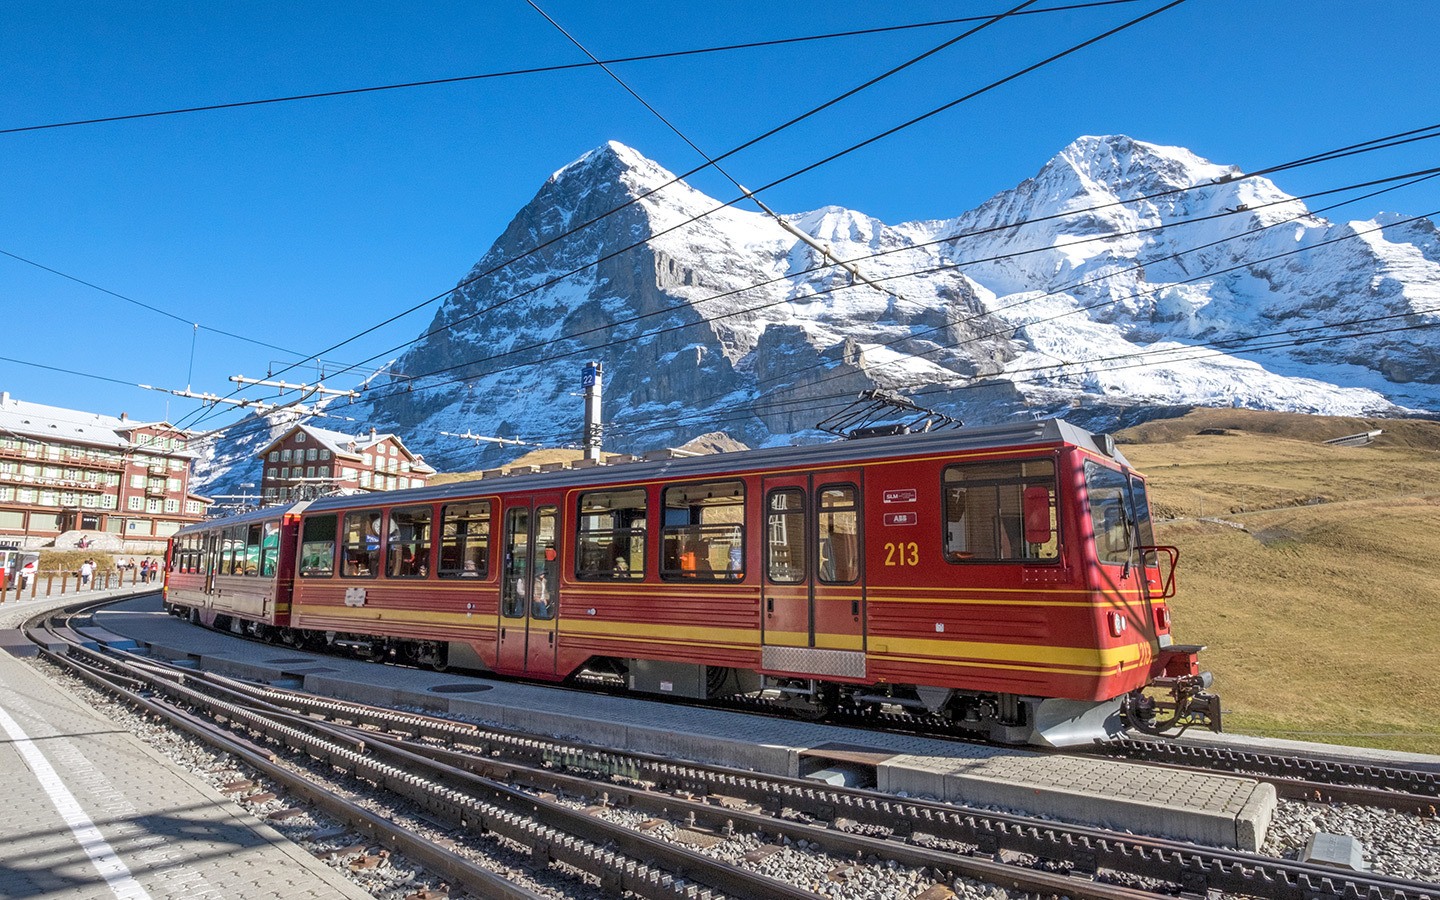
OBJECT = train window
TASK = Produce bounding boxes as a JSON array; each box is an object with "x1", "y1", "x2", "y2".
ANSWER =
[
  {"x1": 501, "y1": 507, "x2": 529, "y2": 617},
  {"x1": 243, "y1": 523, "x2": 262, "y2": 576},
  {"x1": 942, "y1": 459, "x2": 1058, "y2": 563},
  {"x1": 387, "y1": 506, "x2": 432, "y2": 578},
  {"x1": 439, "y1": 501, "x2": 491, "y2": 578},
  {"x1": 532, "y1": 506, "x2": 558, "y2": 620},
  {"x1": 223, "y1": 525, "x2": 245, "y2": 574},
  {"x1": 341, "y1": 510, "x2": 383, "y2": 577},
  {"x1": 576, "y1": 488, "x2": 645, "y2": 580},
  {"x1": 661, "y1": 480, "x2": 744, "y2": 581},
  {"x1": 260, "y1": 521, "x2": 280, "y2": 577},
  {"x1": 1129, "y1": 475, "x2": 1157, "y2": 567},
  {"x1": 817, "y1": 485, "x2": 860, "y2": 584},
  {"x1": 766, "y1": 489, "x2": 806, "y2": 583},
  {"x1": 299, "y1": 515, "x2": 336, "y2": 577}
]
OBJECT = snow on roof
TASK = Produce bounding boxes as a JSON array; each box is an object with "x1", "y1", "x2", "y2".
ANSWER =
[
  {"x1": 0, "y1": 393, "x2": 196, "y2": 455},
  {"x1": 257, "y1": 422, "x2": 436, "y2": 471}
]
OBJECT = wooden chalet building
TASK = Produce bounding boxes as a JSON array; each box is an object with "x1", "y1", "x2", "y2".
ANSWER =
[
  {"x1": 258, "y1": 424, "x2": 436, "y2": 503},
  {"x1": 0, "y1": 392, "x2": 211, "y2": 548}
]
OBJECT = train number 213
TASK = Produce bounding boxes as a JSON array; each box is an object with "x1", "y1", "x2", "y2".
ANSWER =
[{"x1": 884, "y1": 541, "x2": 919, "y2": 567}]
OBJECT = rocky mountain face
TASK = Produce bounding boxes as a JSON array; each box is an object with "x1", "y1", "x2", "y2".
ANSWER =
[{"x1": 197, "y1": 136, "x2": 1440, "y2": 491}]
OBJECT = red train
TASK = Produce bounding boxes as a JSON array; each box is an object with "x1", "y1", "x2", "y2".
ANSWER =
[{"x1": 163, "y1": 420, "x2": 1219, "y2": 746}]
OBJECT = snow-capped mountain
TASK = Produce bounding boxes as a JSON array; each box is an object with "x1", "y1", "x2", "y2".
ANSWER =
[{"x1": 196, "y1": 135, "x2": 1440, "y2": 490}]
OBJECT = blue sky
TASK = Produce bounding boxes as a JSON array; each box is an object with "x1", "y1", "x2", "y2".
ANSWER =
[{"x1": 2, "y1": 1, "x2": 1437, "y2": 430}]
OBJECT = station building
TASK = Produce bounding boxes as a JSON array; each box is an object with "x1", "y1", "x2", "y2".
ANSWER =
[
  {"x1": 0, "y1": 392, "x2": 212, "y2": 549},
  {"x1": 258, "y1": 423, "x2": 436, "y2": 503}
]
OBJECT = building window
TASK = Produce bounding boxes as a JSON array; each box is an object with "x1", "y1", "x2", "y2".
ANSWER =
[
  {"x1": 185, "y1": 500, "x2": 201, "y2": 514},
  {"x1": 269, "y1": 451, "x2": 278, "y2": 462},
  {"x1": 305, "y1": 466, "x2": 315, "y2": 478},
  {"x1": 167, "y1": 478, "x2": 181, "y2": 492},
  {"x1": 146, "y1": 498, "x2": 161, "y2": 513},
  {"x1": 130, "y1": 474, "x2": 145, "y2": 489},
  {"x1": 165, "y1": 499, "x2": 179, "y2": 513},
  {"x1": 296, "y1": 432, "x2": 306, "y2": 442},
  {"x1": 280, "y1": 467, "x2": 289, "y2": 479},
  {"x1": 128, "y1": 496, "x2": 143, "y2": 511},
  {"x1": 281, "y1": 449, "x2": 292, "y2": 462},
  {"x1": 343, "y1": 467, "x2": 356, "y2": 480},
  {"x1": 319, "y1": 466, "x2": 330, "y2": 478},
  {"x1": 306, "y1": 447, "x2": 317, "y2": 461},
  {"x1": 319, "y1": 449, "x2": 331, "y2": 460}
]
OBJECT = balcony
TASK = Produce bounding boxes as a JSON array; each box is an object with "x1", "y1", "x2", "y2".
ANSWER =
[
  {"x1": 0, "y1": 444, "x2": 128, "y2": 471},
  {"x1": 0, "y1": 470, "x2": 110, "y2": 492}
]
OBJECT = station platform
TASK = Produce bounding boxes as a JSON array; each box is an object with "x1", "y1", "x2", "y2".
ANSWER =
[
  {"x1": 89, "y1": 595, "x2": 1276, "y2": 851},
  {"x1": 0, "y1": 592, "x2": 372, "y2": 900}
]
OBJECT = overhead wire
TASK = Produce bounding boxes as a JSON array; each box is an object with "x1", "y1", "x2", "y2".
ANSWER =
[
  {"x1": 191, "y1": 163, "x2": 1440, "y2": 451},
  {"x1": 0, "y1": 1, "x2": 1150, "y2": 137},
  {"x1": 277, "y1": 163, "x2": 1440, "y2": 420},
  {"x1": 193, "y1": 0, "x2": 1192, "y2": 425}
]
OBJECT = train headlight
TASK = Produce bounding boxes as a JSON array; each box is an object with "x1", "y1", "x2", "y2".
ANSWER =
[{"x1": 1108, "y1": 611, "x2": 1128, "y2": 637}]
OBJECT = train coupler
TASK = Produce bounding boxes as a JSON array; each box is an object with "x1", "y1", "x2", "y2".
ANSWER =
[{"x1": 1126, "y1": 672, "x2": 1222, "y2": 737}]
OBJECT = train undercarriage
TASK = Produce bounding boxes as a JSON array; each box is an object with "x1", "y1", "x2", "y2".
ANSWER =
[{"x1": 169, "y1": 603, "x2": 1220, "y2": 747}]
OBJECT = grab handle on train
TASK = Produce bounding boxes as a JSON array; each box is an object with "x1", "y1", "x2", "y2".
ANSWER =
[{"x1": 766, "y1": 597, "x2": 773, "y2": 613}]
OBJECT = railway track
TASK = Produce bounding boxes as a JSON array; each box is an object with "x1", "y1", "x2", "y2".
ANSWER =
[{"x1": 21, "y1": 597, "x2": 1440, "y2": 900}]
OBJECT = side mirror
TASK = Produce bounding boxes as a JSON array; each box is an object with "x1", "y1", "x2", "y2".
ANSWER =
[{"x1": 1023, "y1": 486, "x2": 1053, "y2": 544}]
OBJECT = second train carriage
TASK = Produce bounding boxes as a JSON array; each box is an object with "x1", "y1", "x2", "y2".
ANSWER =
[{"x1": 165, "y1": 419, "x2": 1219, "y2": 746}]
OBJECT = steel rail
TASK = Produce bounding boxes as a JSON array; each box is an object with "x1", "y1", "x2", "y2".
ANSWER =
[
  {"x1": 28, "y1": 641, "x2": 548, "y2": 900},
  {"x1": 31, "y1": 624, "x2": 803, "y2": 899},
  {"x1": 148, "y1": 666, "x2": 1440, "y2": 900},
  {"x1": 39, "y1": 601, "x2": 1440, "y2": 900}
]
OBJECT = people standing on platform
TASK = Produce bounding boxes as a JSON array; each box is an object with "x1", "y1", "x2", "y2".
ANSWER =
[
  {"x1": 79, "y1": 559, "x2": 94, "y2": 587},
  {"x1": 139, "y1": 558, "x2": 150, "y2": 583},
  {"x1": 145, "y1": 557, "x2": 157, "y2": 582}
]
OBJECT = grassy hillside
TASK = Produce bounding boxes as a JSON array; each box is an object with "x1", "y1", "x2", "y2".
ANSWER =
[{"x1": 1117, "y1": 409, "x2": 1440, "y2": 754}]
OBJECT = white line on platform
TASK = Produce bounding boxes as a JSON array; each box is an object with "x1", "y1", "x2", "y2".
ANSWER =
[{"x1": 0, "y1": 702, "x2": 154, "y2": 899}]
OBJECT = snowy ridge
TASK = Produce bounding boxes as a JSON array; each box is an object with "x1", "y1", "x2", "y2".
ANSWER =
[{"x1": 196, "y1": 136, "x2": 1440, "y2": 492}]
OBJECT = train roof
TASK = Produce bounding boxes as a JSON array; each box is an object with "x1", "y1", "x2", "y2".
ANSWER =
[
  {"x1": 175, "y1": 419, "x2": 1127, "y2": 534},
  {"x1": 172, "y1": 500, "x2": 308, "y2": 537}
]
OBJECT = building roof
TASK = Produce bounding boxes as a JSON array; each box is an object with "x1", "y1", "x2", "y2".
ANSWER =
[
  {"x1": 258, "y1": 422, "x2": 436, "y2": 474},
  {"x1": 0, "y1": 392, "x2": 197, "y2": 457}
]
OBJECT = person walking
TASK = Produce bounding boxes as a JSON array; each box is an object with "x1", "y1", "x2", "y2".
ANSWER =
[{"x1": 79, "y1": 559, "x2": 94, "y2": 589}]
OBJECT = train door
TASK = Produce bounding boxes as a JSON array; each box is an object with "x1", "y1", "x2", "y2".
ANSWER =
[
  {"x1": 202, "y1": 531, "x2": 219, "y2": 598},
  {"x1": 496, "y1": 495, "x2": 561, "y2": 676},
  {"x1": 761, "y1": 471, "x2": 865, "y2": 664}
]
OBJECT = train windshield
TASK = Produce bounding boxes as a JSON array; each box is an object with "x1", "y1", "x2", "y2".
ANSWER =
[{"x1": 1084, "y1": 462, "x2": 1156, "y2": 566}]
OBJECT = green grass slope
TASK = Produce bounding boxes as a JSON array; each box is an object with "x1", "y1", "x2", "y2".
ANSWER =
[{"x1": 1118, "y1": 409, "x2": 1440, "y2": 753}]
